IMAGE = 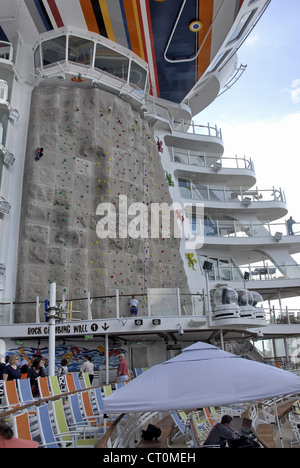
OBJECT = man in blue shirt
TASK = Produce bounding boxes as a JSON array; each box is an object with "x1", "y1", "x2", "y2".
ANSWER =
[{"x1": 203, "y1": 415, "x2": 239, "y2": 448}]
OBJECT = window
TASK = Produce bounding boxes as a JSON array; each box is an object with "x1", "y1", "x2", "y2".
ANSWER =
[
  {"x1": 197, "y1": 254, "x2": 243, "y2": 281},
  {"x1": 68, "y1": 36, "x2": 94, "y2": 66},
  {"x1": 227, "y1": 10, "x2": 257, "y2": 44},
  {"x1": 95, "y1": 44, "x2": 129, "y2": 81},
  {"x1": 41, "y1": 36, "x2": 66, "y2": 66},
  {"x1": 129, "y1": 61, "x2": 147, "y2": 90},
  {"x1": 178, "y1": 178, "x2": 191, "y2": 198}
]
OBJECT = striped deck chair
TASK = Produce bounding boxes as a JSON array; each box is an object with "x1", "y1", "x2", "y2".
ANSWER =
[
  {"x1": 3, "y1": 380, "x2": 21, "y2": 410},
  {"x1": 134, "y1": 367, "x2": 148, "y2": 377},
  {"x1": 17, "y1": 379, "x2": 36, "y2": 414},
  {"x1": 170, "y1": 411, "x2": 187, "y2": 441},
  {"x1": 65, "y1": 374, "x2": 77, "y2": 393},
  {"x1": 203, "y1": 407, "x2": 219, "y2": 427},
  {"x1": 52, "y1": 398, "x2": 101, "y2": 447},
  {"x1": 82, "y1": 372, "x2": 92, "y2": 388},
  {"x1": 190, "y1": 413, "x2": 215, "y2": 448},
  {"x1": 37, "y1": 377, "x2": 51, "y2": 399},
  {"x1": 48, "y1": 375, "x2": 63, "y2": 396},
  {"x1": 67, "y1": 393, "x2": 99, "y2": 429},
  {"x1": 103, "y1": 384, "x2": 112, "y2": 397},
  {"x1": 12, "y1": 412, "x2": 39, "y2": 447}
]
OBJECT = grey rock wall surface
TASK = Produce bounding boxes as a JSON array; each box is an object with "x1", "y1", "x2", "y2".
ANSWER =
[{"x1": 16, "y1": 85, "x2": 189, "y2": 317}]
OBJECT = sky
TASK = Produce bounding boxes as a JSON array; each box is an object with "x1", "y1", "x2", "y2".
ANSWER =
[{"x1": 196, "y1": 0, "x2": 300, "y2": 225}]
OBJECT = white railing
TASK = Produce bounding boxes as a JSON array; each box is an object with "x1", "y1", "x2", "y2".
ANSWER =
[
  {"x1": 172, "y1": 120, "x2": 222, "y2": 139},
  {"x1": 170, "y1": 147, "x2": 254, "y2": 171},
  {"x1": 179, "y1": 183, "x2": 286, "y2": 204},
  {"x1": 202, "y1": 220, "x2": 298, "y2": 239}
]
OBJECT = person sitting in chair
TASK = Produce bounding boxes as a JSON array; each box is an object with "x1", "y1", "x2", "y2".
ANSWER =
[{"x1": 203, "y1": 415, "x2": 239, "y2": 448}]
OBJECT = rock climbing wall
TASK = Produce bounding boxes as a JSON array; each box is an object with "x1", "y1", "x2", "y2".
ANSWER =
[{"x1": 15, "y1": 85, "x2": 189, "y2": 318}]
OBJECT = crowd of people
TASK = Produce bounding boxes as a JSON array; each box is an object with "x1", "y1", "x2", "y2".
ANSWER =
[{"x1": 0, "y1": 352, "x2": 97, "y2": 396}]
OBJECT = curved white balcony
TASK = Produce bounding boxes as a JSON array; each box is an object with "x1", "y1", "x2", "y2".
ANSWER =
[
  {"x1": 202, "y1": 220, "x2": 300, "y2": 243},
  {"x1": 179, "y1": 181, "x2": 287, "y2": 221},
  {"x1": 165, "y1": 121, "x2": 224, "y2": 154},
  {"x1": 31, "y1": 28, "x2": 148, "y2": 112},
  {"x1": 173, "y1": 153, "x2": 256, "y2": 189}
]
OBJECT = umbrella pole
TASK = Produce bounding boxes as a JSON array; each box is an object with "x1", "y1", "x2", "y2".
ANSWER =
[{"x1": 273, "y1": 398, "x2": 284, "y2": 448}]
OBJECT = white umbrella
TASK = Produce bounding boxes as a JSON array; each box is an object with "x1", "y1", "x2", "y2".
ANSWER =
[{"x1": 103, "y1": 342, "x2": 300, "y2": 413}]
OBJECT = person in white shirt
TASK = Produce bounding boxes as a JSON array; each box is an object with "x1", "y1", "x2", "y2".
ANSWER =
[
  {"x1": 129, "y1": 296, "x2": 139, "y2": 316},
  {"x1": 79, "y1": 355, "x2": 94, "y2": 384}
]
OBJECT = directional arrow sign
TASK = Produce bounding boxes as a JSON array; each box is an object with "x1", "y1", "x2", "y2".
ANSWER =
[{"x1": 102, "y1": 323, "x2": 109, "y2": 331}]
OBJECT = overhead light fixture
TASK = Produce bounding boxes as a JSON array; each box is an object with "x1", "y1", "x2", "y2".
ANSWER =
[
  {"x1": 134, "y1": 319, "x2": 143, "y2": 326},
  {"x1": 152, "y1": 319, "x2": 161, "y2": 325},
  {"x1": 177, "y1": 324, "x2": 184, "y2": 336}
]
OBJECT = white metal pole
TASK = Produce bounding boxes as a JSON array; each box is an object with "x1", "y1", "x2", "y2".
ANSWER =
[
  {"x1": 48, "y1": 283, "x2": 56, "y2": 377},
  {"x1": 274, "y1": 399, "x2": 284, "y2": 448},
  {"x1": 87, "y1": 291, "x2": 92, "y2": 320},
  {"x1": 105, "y1": 333, "x2": 109, "y2": 384},
  {"x1": 36, "y1": 296, "x2": 40, "y2": 323},
  {"x1": 205, "y1": 271, "x2": 212, "y2": 326}
]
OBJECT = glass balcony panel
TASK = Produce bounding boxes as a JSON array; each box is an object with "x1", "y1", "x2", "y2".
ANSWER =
[
  {"x1": 68, "y1": 36, "x2": 94, "y2": 66},
  {"x1": 227, "y1": 9, "x2": 257, "y2": 43},
  {"x1": 129, "y1": 61, "x2": 147, "y2": 90},
  {"x1": 95, "y1": 44, "x2": 129, "y2": 80},
  {"x1": 41, "y1": 36, "x2": 67, "y2": 67}
]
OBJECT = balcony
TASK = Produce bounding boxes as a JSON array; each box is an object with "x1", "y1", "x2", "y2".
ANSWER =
[
  {"x1": 32, "y1": 29, "x2": 148, "y2": 111},
  {"x1": 165, "y1": 121, "x2": 224, "y2": 154},
  {"x1": 172, "y1": 150, "x2": 256, "y2": 188}
]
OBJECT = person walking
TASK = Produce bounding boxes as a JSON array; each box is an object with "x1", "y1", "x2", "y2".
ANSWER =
[{"x1": 116, "y1": 353, "x2": 129, "y2": 383}]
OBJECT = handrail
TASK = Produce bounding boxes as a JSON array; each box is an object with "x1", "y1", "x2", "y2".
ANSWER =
[
  {"x1": 94, "y1": 413, "x2": 126, "y2": 448},
  {"x1": 173, "y1": 120, "x2": 222, "y2": 139},
  {"x1": 0, "y1": 381, "x2": 105, "y2": 418},
  {"x1": 203, "y1": 220, "x2": 300, "y2": 239},
  {"x1": 179, "y1": 182, "x2": 286, "y2": 203},
  {"x1": 170, "y1": 148, "x2": 253, "y2": 170}
]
